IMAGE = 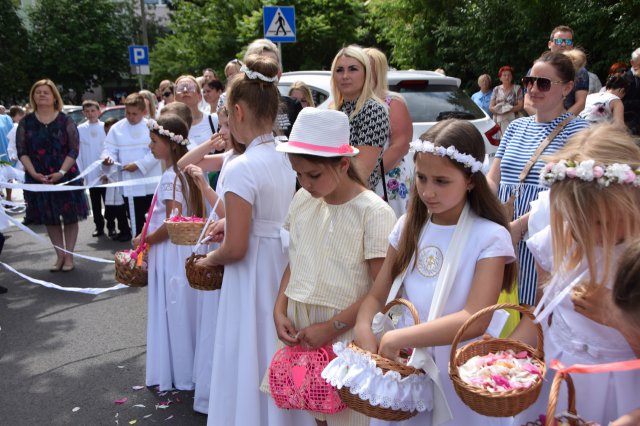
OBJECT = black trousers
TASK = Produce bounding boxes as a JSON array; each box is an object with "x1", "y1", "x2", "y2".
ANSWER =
[
  {"x1": 89, "y1": 187, "x2": 106, "y2": 230},
  {"x1": 123, "y1": 194, "x2": 154, "y2": 236},
  {"x1": 105, "y1": 204, "x2": 130, "y2": 234}
]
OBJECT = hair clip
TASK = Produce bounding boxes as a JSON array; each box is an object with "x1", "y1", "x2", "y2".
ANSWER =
[{"x1": 240, "y1": 65, "x2": 278, "y2": 83}]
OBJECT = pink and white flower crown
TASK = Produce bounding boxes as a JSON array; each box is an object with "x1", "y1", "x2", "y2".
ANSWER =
[
  {"x1": 147, "y1": 119, "x2": 190, "y2": 146},
  {"x1": 540, "y1": 159, "x2": 640, "y2": 187},
  {"x1": 409, "y1": 139, "x2": 487, "y2": 173}
]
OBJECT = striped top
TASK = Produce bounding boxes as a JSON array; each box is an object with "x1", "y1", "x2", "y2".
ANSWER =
[
  {"x1": 496, "y1": 112, "x2": 589, "y2": 217},
  {"x1": 284, "y1": 189, "x2": 396, "y2": 311}
]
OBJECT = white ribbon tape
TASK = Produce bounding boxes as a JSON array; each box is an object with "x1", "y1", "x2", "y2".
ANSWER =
[
  {"x1": 0, "y1": 209, "x2": 114, "y2": 264},
  {"x1": 0, "y1": 261, "x2": 128, "y2": 295},
  {"x1": 0, "y1": 175, "x2": 161, "y2": 192}
]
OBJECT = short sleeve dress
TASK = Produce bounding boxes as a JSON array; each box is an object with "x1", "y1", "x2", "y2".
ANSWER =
[
  {"x1": 495, "y1": 112, "x2": 589, "y2": 305},
  {"x1": 341, "y1": 97, "x2": 390, "y2": 191},
  {"x1": 16, "y1": 112, "x2": 88, "y2": 225}
]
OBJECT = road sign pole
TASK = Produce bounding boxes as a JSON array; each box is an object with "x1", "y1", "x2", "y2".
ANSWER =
[{"x1": 277, "y1": 42, "x2": 283, "y2": 71}]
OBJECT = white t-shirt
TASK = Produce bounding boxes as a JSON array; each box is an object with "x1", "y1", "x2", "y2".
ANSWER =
[
  {"x1": 101, "y1": 118, "x2": 161, "y2": 197},
  {"x1": 389, "y1": 214, "x2": 515, "y2": 323},
  {"x1": 187, "y1": 114, "x2": 217, "y2": 149},
  {"x1": 579, "y1": 91, "x2": 620, "y2": 124},
  {"x1": 77, "y1": 120, "x2": 106, "y2": 185}
]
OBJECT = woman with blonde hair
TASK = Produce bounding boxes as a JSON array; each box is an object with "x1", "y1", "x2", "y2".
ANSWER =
[
  {"x1": 364, "y1": 47, "x2": 413, "y2": 217},
  {"x1": 16, "y1": 79, "x2": 89, "y2": 271},
  {"x1": 331, "y1": 45, "x2": 389, "y2": 192},
  {"x1": 174, "y1": 75, "x2": 215, "y2": 148},
  {"x1": 288, "y1": 81, "x2": 315, "y2": 107},
  {"x1": 139, "y1": 89, "x2": 157, "y2": 118}
]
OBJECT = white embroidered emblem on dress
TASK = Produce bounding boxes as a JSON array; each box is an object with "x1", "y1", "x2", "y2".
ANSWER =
[{"x1": 417, "y1": 246, "x2": 443, "y2": 278}]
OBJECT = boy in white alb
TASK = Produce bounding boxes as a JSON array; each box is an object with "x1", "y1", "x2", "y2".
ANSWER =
[
  {"x1": 77, "y1": 100, "x2": 107, "y2": 236},
  {"x1": 101, "y1": 93, "x2": 161, "y2": 240}
]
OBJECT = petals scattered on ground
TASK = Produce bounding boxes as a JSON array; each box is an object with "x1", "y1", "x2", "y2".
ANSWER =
[
  {"x1": 132, "y1": 385, "x2": 144, "y2": 391},
  {"x1": 133, "y1": 404, "x2": 145, "y2": 408},
  {"x1": 114, "y1": 397, "x2": 128, "y2": 405},
  {"x1": 72, "y1": 407, "x2": 80, "y2": 412},
  {"x1": 165, "y1": 415, "x2": 174, "y2": 420}
]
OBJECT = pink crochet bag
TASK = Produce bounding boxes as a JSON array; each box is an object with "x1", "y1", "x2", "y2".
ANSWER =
[{"x1": 269, "y1": 345, "x2": 346, "y2": 414}]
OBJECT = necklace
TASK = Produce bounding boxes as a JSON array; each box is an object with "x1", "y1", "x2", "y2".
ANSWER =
[{"x1": 35, "y1": 111, "x2": 58, "y2": 127}]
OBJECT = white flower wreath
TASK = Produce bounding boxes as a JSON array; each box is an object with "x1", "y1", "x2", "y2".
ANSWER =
[
  {"x1": 409, "y1": 139, "x2": 486, "y2": 173},
  {"x1": 540, "y1": 159, "x2": 640, "y2": 187},
  {"x1": 147, "y1": 119, "x2": 190, "y2": 146}
]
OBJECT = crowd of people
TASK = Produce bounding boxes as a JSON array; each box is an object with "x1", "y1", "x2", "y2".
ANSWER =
[{"x1": 0, "y1": 25, "x2": 639, "y2": 426}]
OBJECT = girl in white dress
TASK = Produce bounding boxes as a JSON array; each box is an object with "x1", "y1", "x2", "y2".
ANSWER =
[
  {"x1": 511, "y1": 124, "x2": 640, "y2": 425},
  {"x1": 178, "y1": 106, "x2": 244, "y2": 414},
  {"x1": 196, "y1": 55, "x2": 306, "y2": 426},
  {"x1": 268, "y1": 108, "x2": 396, "y2": 426},
  {"x1": 135, "y1": 114, "x2": 205, "y2": 391},
  {"x1": 353, "y1": 119, "x2": 516, "y2": 426}
]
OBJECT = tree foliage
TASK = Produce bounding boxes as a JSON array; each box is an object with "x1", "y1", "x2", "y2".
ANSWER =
[
  {"x1": 27, "y1": 0, "x2": 132, "y2": 103},
  {"x1": 0, "y1": 0, "x2": 32, "y2": 104},
  {"x1": 367, "y1": 0, "x2": 640, "y2": 91}
]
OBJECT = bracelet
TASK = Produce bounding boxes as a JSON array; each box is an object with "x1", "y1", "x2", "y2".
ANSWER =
[{"x1": 58, "y1": 169, "x2": 67, "y2": 176}]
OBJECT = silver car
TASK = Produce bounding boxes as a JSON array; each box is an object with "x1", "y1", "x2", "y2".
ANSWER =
[{"x1": 278, "y1": 70, "x2": 501, "y2": 159}]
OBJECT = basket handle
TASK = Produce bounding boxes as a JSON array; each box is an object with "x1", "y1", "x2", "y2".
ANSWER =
[
  {"x1": 133, "y1": 189, "x2": 158, "y2": 255},
  {"x1": 449, "y1": 303, "x2": 544, "y2": 376},
  {"x1": 546, "y1": 372, "x2": 578, "y2": 426},
  {"x1": 381, "y1": 298, "x2": 421, "y2": 326}
]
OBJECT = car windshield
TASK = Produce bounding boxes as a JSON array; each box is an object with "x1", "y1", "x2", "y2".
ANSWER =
[{"x1": 389, "y1": 83, "x2": 485, "y2": 122}]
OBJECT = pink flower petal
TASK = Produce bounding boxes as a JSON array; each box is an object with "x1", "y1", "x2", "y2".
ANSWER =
[
  {"x1": 114, "y1": 397, "x2": 128, "y2": 405},
  {"x1": 514, "y1": 351, "x2": 529, "y2": 359}
]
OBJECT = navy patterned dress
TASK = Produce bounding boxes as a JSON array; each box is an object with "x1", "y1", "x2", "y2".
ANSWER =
[{"x1": 16, "y1": 112, "x2": 89, "y2": 225}]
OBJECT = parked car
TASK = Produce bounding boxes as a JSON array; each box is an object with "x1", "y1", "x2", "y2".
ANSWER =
[
  {"x1": 62, "y1": 105, "x2": 85, "y2": 125},
  {"x1": 99, "y1": 105, "x2": 126, "y2": 122},
  {"x1": 277, "y1": 70, "x2": 501, "y2": 158}
]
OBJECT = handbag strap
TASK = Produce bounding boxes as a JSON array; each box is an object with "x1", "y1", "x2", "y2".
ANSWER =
[
  {"x1": 518, "y1": 114, "x2": 574, "y2": 182},
  {"x1": 380, "y1": 159, "x2": 388, "y2": 202}
]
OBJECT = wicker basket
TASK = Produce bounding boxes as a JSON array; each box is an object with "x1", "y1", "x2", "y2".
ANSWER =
[
  {"x1": 449, "y1": 303, "x2": 546, "y2": 417},
  {"x1": 164, "y1": 173, "x2": 207, "y2": 245},
  {"x1": 115, "y1": 249, "x2": 148, "y2": 287},
  {"x1": 338, "y1": 298, "x2": 426, "y2": 421},
  {"x1": 165, "y1": 220, "x2": 206, "y2": 245},
  {"x1": 114, "y1": 192, "x2": 157, "y2": 287},
  {"x1": 185, "y1": 253, "x2": 223, "y2": 291}
]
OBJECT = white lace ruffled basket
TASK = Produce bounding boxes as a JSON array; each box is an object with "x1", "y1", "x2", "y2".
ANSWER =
[{"x1": 321, "y1": 299, "x2": 434, "y2": 421}]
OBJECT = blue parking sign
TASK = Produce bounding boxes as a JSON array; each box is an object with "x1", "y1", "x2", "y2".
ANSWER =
[
  {"x1": 129, "y1": 45, "x2": 149, "y2": 66},
  {"x1": 263, "y1": 6, "x2": 296, "y2": 43}
]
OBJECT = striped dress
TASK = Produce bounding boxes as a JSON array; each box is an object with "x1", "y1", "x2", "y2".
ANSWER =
[{"x1": 495, "y1": 112, "x2": 589, "y2": 305}]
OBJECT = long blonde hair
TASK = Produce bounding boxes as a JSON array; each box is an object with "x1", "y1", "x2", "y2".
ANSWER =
[
  {"x1": 330, "y1": 45, "x2": 381, "y2": 119},
  {"x1": 544, "y1": 124, "x2": 640, "y2": 286}
]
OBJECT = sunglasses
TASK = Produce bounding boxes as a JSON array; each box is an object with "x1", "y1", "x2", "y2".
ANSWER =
[
  {"x1": 176, "y1": 83, "x2": 198, "y2": 94},
  {"x1": 552, "y1": 38, "x2": 573, "y2": 46},
  {"x1": 521, "y1": 76, "x2": 565, "y2": 92},
  {"x1": 162, "y1": 91, "x2": 172, "y2": 98}
]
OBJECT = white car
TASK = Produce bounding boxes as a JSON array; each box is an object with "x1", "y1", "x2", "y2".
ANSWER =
[{"x1": 278, "y1": 70, "x2": 501, "y2": 158}]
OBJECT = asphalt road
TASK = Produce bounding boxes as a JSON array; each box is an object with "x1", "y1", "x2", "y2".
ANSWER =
[{"x1": 0, "y1": 198, "x2": 207, "y2": 426}]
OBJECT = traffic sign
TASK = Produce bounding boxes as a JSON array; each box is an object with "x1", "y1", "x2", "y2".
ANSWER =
[
  {"x1": 263, "y1": 6, "x2": 296, "y2": 43},
  {"x1": 128, "y1": 45, "x2": 149, "y2": 66}
]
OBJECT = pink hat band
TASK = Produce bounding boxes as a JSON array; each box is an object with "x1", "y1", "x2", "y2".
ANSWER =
[{"x1": 287, "y1": 140, "x2": 354, "y2": 155}]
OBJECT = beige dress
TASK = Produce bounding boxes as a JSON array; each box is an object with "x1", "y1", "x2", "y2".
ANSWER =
[{"x1": 262, "y1": 189, "x2": 397, "y2": 426}]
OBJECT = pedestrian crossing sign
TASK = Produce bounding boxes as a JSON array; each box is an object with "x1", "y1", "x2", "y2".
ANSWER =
[{"x1": 263, "y1": 6, "x2": 296, "y2": 43}]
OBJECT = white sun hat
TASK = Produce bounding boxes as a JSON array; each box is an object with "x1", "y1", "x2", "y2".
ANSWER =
[{"x1": 276, "y1": 107, "x2": 359, "y2": 157}]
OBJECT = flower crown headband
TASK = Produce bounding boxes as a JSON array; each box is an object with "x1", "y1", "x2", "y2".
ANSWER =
[
  {"x1": 540, "y1": 159, "x2": 640, "y2": 187},
  {"x1": 147, "y1": 119, "x2": 190, "y2": 146},
  {"x1": 409, "y1": 139, "x2": 487, "y2": 173},
  {"x1": 240, "y1": 64, "x2": 278, "y2": 83}
]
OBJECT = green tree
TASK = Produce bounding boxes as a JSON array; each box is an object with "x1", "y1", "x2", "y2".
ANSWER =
[
  {"x1": 149, "y1": 0, "x2": 262, "y2": 88},
  {"x1": 237, "y1": 0, "x2": 369, "y2": 71},
  {"x1": 27, "y1": 0, "x2": 132, "y2": 103},
  {"x1": 0, "y1": 0, "x2": 32, "y2": 104}
]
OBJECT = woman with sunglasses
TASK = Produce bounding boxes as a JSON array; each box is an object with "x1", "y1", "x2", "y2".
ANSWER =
[
  {"x1": 489, "y1": 65, "x2": 524, "y2": 133},
  {"x1": 174, "y1": 75, "x2": 215, "y2": 149},
  {"x1": 161, "y1": 84, "x2": 175, "y2": 106},
  {"x1": 487, "y1": 51, "x2": 589, "y2": 307}
]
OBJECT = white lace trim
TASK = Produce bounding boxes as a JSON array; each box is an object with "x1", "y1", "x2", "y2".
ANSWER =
[{"x1": 321, "y1": 342, "x2": 434, "y2": 413}]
